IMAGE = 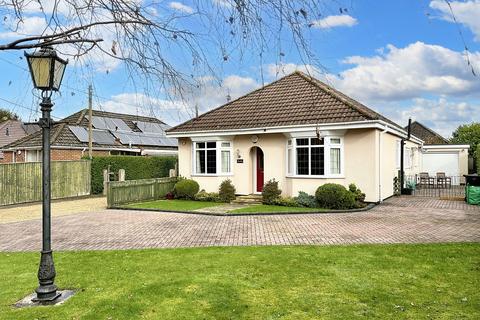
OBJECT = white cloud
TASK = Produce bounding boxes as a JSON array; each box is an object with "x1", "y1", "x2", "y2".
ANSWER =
[
  {"x1": 100, "y1": 93, "x2": 190, "y2": 125},
  {"x1": 311, "y1": 15, "x2": 358, "y2": 29},
  {"x1": 384, "y1": 97, "x2": 479, "y2": 138},
  {"x1": 212, "y1": 0, "x2": 234, "y2": 8},
  {"x1": 100, "y1": 74, "x2": 260, "y2": 125},
  {"x1": 331, "y1": 41, "x2": 480, "y2": 102},
  {"x1": 265, "y1": 62, "x2": 322, "y2": 79},
  {"x1": 0, "y1": 16, "x2": 47, "y2": 39},
  {"x1": 169, "y1": 2, "x2": 194, "y2": 14},
  {"x1": 187, "y1": 74, "x2": 260, "y2": 114},
  {"x1": 430, "y1": 0, "x2": 480, "y2": 41}
]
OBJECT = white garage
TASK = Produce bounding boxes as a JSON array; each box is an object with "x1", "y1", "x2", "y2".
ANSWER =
[
  {"x1": 421, "y1": 145, "x2": 470, "y2": 184},
  {"x1": 422, "y1": 152, "x2": 459, "y2": 176}
]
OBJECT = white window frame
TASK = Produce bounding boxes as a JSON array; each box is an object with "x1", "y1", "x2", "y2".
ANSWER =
[
  {"x1": 396, "y1": 140, "x2": 401, "y2": 169},
  {"x1": 192, "y1": 141, "x2": 233, "y2": 176},
  {"x1": 405, "y1": 147, "x2": 412, "y2": 169},
  {"x1": 286, "y1": 136, "x2": 344, "y2": 178},
  {"x1": 25, "y1": 150, "x2": 42, "y2": 162}
]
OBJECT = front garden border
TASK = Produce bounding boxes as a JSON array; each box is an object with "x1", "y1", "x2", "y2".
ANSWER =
[{"x1": 109, "y1": 202, "x2": 376, "y2": 216}]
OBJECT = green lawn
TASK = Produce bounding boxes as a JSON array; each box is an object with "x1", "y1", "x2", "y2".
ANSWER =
[
  {"x1": 229, "y1": 204, "x2": 326, "y2": 214},
  {"x1": 125, "y1": 199, "x2": 222, "y2": 211},
  {"x1": 1, "y1": 244, "x2": 479, "y2": 319}
]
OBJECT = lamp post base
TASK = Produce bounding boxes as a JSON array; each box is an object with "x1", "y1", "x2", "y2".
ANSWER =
[
  {"x1": 16, "y1": 290, "x2": 74, "y2": 308},
  {"x1": 32, "y1": 250, "x2": 60, "y2": 302},
  {"x1": 31, "y1": 291, "x2": 61, "y2": 302}
]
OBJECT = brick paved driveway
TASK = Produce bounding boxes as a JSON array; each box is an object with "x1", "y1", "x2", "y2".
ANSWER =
[{"x1": 0, "y1": 197, "x2": 479, "y2": 252}]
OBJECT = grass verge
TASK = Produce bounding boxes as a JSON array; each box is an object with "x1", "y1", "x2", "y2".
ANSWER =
[
  {"x1": 125, "y1": 199, "x2": 222, "y2": 211},
  {"x1": 1, "y1": 243, "x2": 479, "y2": 319},
  {"x1": 228, "y1": 204, "x2": 326, "y2": 214}
]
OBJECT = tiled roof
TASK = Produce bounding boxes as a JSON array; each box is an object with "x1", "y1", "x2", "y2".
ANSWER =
[
  {"x1": 0, "y1": 120, "x2": 40, "y2": 157},
  {"x1": 167, "y1": 71, "x2": 403, "y2": 133},
  {"x1": 1, "y1": 109, "x2": 177, "y2": 150},
  {"x1": 407, "y1": 121, "x2": 449, "y2": 145},
  {"x1": 61, "y1": 109, "x2": 168, "y2": 130}
]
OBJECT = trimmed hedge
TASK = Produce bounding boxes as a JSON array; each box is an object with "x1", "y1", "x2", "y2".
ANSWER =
[
  {"x1": 315, "y1": 183, "x2": 356, "y2": 210},
  {"x1": 174, "y1": 179, "x2": 200, "y2": 199},
  {"x1": 90, "y1": 156, "x2": 177, "y2": 194}
]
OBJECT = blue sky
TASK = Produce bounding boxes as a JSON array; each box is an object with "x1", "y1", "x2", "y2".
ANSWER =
[{"x1": 0, "y1": 0, "x2": 479, "y2": 137}]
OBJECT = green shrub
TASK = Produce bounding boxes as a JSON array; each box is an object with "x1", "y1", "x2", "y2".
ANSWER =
[
  {"x1": 295, "y1": 191, "x2": 317, "y2": 208},
  {"x1": 315, "y1": 183, "x2": 355, "y2": 210},
  {"x1": 273, "y1": 196, "x2": 298, "y2": 207},
  {"x1": 477, "y1": 144, "x2": 480, "y2": 174},
  {"x1": 174, "y1": 179, "x2": 200, "y2": 199},
  {"x1": 219, "y1": 179, "x2": 236, "y2": 203},
  {"x1": 89, "y1": 155, "x2": 177, "y2": 194},
  {"x1": 348, "y1": 183, "x2": 366, "y2": 203},
  {"x1": 262, "y1": 179, "x2": 282, "y2": 205},
  {"x1": 194, "y1": 190, "x2": 220, "y2": 202}
]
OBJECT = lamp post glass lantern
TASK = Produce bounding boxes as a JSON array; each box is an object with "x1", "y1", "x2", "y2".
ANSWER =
[{"x1": 25, "y1": 46, "x2": 67, "y2": 302}]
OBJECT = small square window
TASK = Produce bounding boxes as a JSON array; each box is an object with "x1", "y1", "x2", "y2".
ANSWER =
[
  {"x1": 296, "y1": 138, "x2": 309, "y2": 146},
  {"x1": 221, "y1": 142, "x2": 231, "y2": 148},
  {"x1": 330, "y1": 138, "x2": 341, "y2": 144},
  {"x1": 196, "y1": 142, "x2": 205, "y2": 148},
  {"x1": 207, "y1": 142, "x2": 216, "y2": 148},
  {"x1": 311, "y1": 137, "x2": 324, "y2": 145}
]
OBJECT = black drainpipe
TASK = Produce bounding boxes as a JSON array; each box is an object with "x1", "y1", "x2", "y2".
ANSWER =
[{"x1": 400, "y1": 118, "x2": 412, "y2": 194}]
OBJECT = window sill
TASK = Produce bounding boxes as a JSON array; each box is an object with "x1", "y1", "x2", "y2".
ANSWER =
[
  {"x1": 286, "y1": 175, "x2": 345, "y2": 179},
  {"x1": 191, "y1": 174, "x2": 234, "y2": 177}
]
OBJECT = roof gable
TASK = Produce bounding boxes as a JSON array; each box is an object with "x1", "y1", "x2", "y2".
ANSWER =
[
  {"x1": 167, "y1": 71, "x2": 402, "y2": 133},
  {"x1": 62, "y1": 109, "x2": 168, "y2": 132},
  {"x1": 407, "y1": 121, "x2": 449, "y2": 145},
  {"x1": 0, "y1": 120, "x2": 33, "y2": 147}
]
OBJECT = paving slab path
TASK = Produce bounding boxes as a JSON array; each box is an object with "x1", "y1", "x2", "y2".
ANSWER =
[
  {"x1": 0, "y1": 197, "x2": 479, "y2": 252},
  {"x1": 193, "y1": 203, "x2": 249, "y2": 213},
  {"x1": 0, "y1": 196, "x2": 107, "y2": 224}
]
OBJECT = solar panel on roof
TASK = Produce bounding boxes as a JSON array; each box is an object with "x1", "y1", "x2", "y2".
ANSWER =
[
  {"x1": 69, "y1": 126, "x2": 115, "y2": 145},
  {"x1": 92, "y1": 116, "x2": 131, "y2": 131},
  {"x1": 134, "y1": 121, "x2": 167, "y2": 134},
  {"x1": 92, "y1": 130, "x2": 115, "y2": 145},
  {"x1": 111, "y1": 131, "x2": 177, "y2": 147},
  {"x1": 69, "y1": 126, "x2": 89, "y2": 142}
]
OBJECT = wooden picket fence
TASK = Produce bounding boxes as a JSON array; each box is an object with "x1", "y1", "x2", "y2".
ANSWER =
[
  {"x1": 107, "y1": 177, "x2": 177, "y2": 208},
  {"x1": 0, "y1": 160, "x2": 91, "y2": 206}
]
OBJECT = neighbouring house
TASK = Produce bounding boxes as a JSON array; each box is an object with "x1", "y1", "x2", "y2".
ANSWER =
[
  {"x1": 406, "y1": 122, "x2": 469, "y2": 179},
  {"x1": 0, "y1": 120, "x2": 40, "y2": 161},
  {"x1": 0, "y1": 109, "x2": 177, "y2": 163},
  {"x1": 166, "y1": 71, "x2": 424, "y2": 203},
  {"x1": 407, "y1": 121, "x2": 449, "y2": 145}
]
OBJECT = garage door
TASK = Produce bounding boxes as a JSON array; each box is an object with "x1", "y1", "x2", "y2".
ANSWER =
[{"x1": 422, "y1": 152, "x2": 459, "y2": 177}]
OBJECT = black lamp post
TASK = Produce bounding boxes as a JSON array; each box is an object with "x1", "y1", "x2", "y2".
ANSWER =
[{"x1": 25, "y1": 46, "x2": 68, "y2": 302}]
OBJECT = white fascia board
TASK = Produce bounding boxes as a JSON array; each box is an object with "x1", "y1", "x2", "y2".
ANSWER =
[
  {"x1": 378, "y1": 121, "x2": 423, "y2": 144},
  {"x1": 190, "y1": 136, "x2": 234, "y2": 142},
  {"x1": 423, "y1": 144, "x2": 470, "y2": 150},
  {"x1": 167, "y1": 120, "x2": 386, "y2": 138},
  {"x1": 141, "y1": 149, "x2": 178, "y2": 156}
]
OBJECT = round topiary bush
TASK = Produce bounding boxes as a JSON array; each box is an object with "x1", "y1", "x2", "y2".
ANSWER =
[
  {"x1": 315, "y1": 183, "x2": 355, "y2": 209},
  {"x1": 219, "y1": 179, "x2": 236, "y2": 203},
  {"x1": 173, "y1": 179, "x2": 200, "y2": 199}
]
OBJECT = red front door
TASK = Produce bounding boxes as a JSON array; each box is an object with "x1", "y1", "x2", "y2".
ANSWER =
[{"x1": 256, "y1": 148, "x2": 264, "y2": 192}]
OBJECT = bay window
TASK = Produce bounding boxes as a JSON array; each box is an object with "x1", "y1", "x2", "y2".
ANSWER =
[
  {"x1": 193, "y1": 141, "x2": 232, "y2": 175},
  {"x1": 287, "y1": 137, "x2": 343, "y2": 177}
]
